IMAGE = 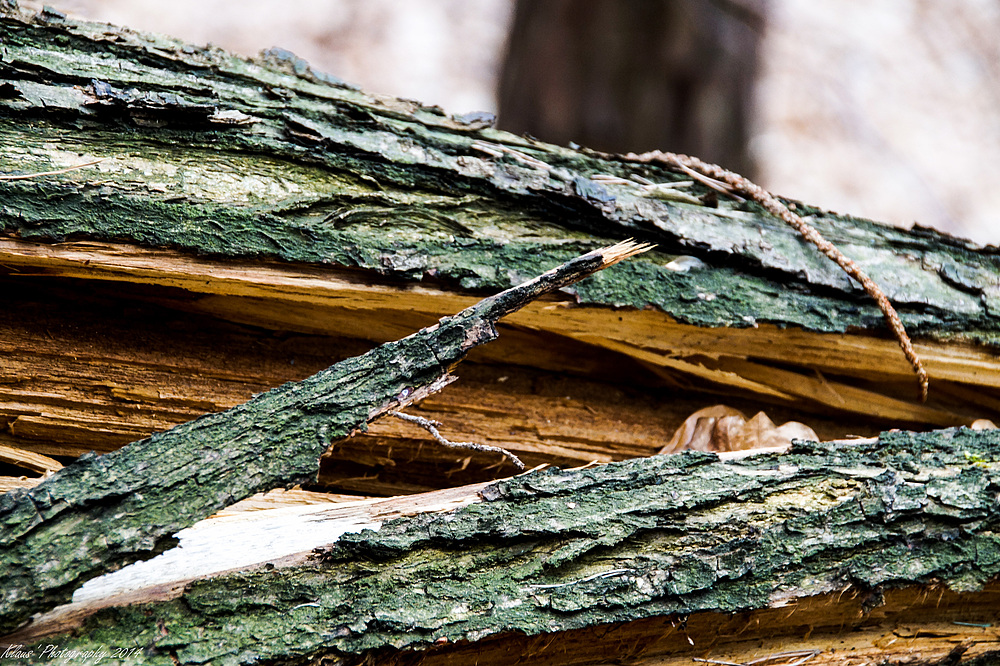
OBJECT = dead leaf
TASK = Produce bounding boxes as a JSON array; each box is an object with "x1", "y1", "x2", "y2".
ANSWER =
[{"x1": 658, "y1": 405, "x2": 818, "y2": 454}]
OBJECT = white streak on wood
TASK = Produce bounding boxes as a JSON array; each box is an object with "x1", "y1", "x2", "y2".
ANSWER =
[{"x1": 72, "y1": 503, "x2": 382, "y2": 604}]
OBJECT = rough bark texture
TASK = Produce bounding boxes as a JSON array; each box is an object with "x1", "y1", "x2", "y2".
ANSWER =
[
  {"x1": 0, "y1": 301, "x2": 441, "y2": 633},
  {"x1": 2, "y1": 6, "x2": 1000, "y2": 341},
  {"x1": 2, "y1": 5, "x2": 1000, "y2": 665},
  {"x1": 0, "y1": 238, "x2": 636, "y2": 633},
  {"x1": 7, "y1": 429, "x2": 1000, "y2": 664},
  {"x1": 3, "y1": 4, "x2": 1000, "y2": 462}
]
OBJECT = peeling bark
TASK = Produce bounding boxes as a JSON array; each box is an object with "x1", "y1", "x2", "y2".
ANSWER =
[
  {"x1": 3, "y1": 4, "x2": 1000, "y2": 441},
  {"x1": 1, "y1": 6, "x2": 1000, "y2": 339}
]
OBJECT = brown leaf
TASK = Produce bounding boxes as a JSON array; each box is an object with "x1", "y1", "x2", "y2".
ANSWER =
[{"x1": 658, "y1": 405, "x2": 818, "y2": 454}]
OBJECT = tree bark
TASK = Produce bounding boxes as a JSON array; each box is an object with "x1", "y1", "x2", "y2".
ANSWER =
[
  {"x1": 3, "y1": 5, "x2": 1000, "y2": 452},
  {"x1": 2, "y1": 5, "x2": 1000, "y2": 664},
  {"x1": 3, "y1": 3, "x2": 1000, "y2": 437},
  {"x1": 7, "y1": 431, "x2": 1000, "y2": 664},
  {"x1": 0, "y1": 240, "x2": 643, "y2": 633}
]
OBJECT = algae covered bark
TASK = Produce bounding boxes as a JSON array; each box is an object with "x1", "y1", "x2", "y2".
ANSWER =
[
  {"x1": 0, "y1": 314, "x2": 446, "y2": 634},
  {"x1": 4, "y1": 3, "x2": 1000, "y2": 437},
  {"x1": 10, "y1": 428, "x2": 1000, "y2": 664},
  {"x1": 1, "y1": 4, "x2": 999, "y2": 342},
  {"x1": 3, "y1": 5, "x2": 1000, "y2": 664}
]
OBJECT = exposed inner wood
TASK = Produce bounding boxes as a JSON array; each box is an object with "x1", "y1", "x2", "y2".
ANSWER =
[
  {"x1": 0, "y1": 444, "x2": 62, "y2": 475},
  {"x1": 11, "y1": 238, "x2": 984, "y2": 494},
  {"x1": 0, "y1": 476, "x2": 38, "y2": 493},
  {"x1": 3, "y1": 237, "x2": 998, "y2": 496},
  {"x1": 4, "y1": 237, "x2": 998, "y2": 435},
  {"x1": 0, "y1": 276, "x2": 869, "y2": 494},
  {"x1": 4, "y1": 481, "x2": 490, "y2": 643},
  {"x1": 2, "y1": 9, "x2": 998, "y2": 663}
]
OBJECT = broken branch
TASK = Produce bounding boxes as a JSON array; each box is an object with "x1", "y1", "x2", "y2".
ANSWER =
[{"x1": 0, "y1": 240, "x2": 650, "y2": 633}]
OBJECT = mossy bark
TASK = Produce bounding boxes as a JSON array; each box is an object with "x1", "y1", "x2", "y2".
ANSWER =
[
  {"x1": 8, "y1": 429, "x2": 1000, "y2": 664},
  {"x1": 1, "y1": 5, "x2": 999, "y2": 344},
  {"x1": 0, "y1": 310, "x2": 446, "y2": 634},
  {"x1": 0, "y1": 241, "x2": 628, "y2": 633},
  {"x1": 3, "y1": 5, "x2": 1000, "y2": 665},
  {"x1": 3, "y1": 3, "x2": 1000, "y2": 437}
]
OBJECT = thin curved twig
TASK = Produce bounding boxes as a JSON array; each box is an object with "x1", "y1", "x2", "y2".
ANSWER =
[
  {"x1": 391, "y1": 411, "x2": 525, "y2": 470},
  {"x1": 622, "y1": 150, "x2": 929, "y2": 402}
]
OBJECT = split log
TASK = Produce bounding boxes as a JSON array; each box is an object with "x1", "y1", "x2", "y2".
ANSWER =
[
  {"x1": 0, "y1": 241, "x2": 647, "y2": 633},
  {"x1": 2, "y1": 4, "x2": 1000, "y2": 665},
  {"x1": 2, "y1": 2, "x2": 1000, "y2": 467}
]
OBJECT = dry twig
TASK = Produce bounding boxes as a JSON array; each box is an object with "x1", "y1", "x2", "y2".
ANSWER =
[
  {"x1": 391, "y1": 411, "x2": 525, "y2": 470},
  {"x1": 623, "y1": 150, "x2": 929, "y2": 402}
]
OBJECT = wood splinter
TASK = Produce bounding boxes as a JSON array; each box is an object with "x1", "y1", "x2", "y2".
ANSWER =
[
  {"x1": 381, "y1": 240, "x2": 657, "y2": 473},
  {"x1": 624, "y1": 150, "x2": 930, "y2": 402},
  {"x1": 0, "y1": 239, "x2": 651, "y2": 633}
]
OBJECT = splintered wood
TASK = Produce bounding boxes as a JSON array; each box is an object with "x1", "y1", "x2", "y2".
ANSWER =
[{"x1": 2, "y1": 235, "x2": 1000, "y2": 495}]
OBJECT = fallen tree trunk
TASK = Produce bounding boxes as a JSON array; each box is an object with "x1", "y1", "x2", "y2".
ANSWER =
[
  {"x1": 7, "y1": 430, "x2": 1000, "y2": 664},
  {"x1": 2, "y1": 4, "x2": 1000, "y2": 664},
  {"x1": 2, "y1": 3, "x2": 1000, "y2": 452}
]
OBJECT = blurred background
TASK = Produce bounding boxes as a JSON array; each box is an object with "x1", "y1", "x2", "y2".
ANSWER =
[{"x1": 50, "y1": 0, "x2": 1000, "y2": 245}]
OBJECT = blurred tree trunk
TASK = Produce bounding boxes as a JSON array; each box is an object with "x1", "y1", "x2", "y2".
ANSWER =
[{"x1": 498, "y1": 0, "x2": 767, "y2": 176}]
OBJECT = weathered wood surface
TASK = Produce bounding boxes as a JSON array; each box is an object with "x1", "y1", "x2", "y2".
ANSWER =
[
  {"x1": 6, "y1": 430, "x2": 1000, "y2": 664},
  {"x1": 2, "y1": 3, "x2": 1000, "y2": 446}
]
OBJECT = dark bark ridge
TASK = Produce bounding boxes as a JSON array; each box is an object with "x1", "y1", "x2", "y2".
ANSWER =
[
  {"x1": 1, "y1": 6, "x2": 999, "y2": 345},
  {"x1": 12, "y1": 429, "x2": 1000, "y2": 664}
]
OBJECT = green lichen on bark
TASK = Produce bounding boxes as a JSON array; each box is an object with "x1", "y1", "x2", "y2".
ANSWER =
[
  {"x1": 2, "y1": 7, "x2": 1000, "y2": 343},
  {"x1": 15, "y1": 429, "x2": 1000, "y2": 664},
  {"x1": 0, "y1": 329, "x2": 443, "y2": 635}
]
